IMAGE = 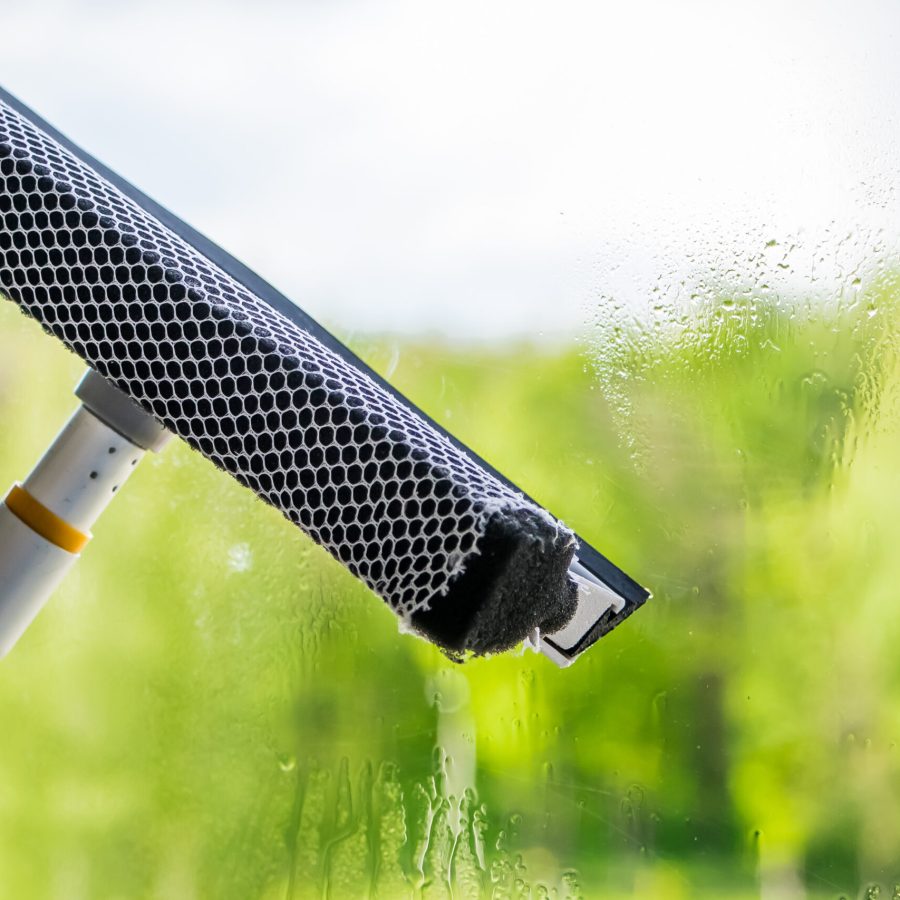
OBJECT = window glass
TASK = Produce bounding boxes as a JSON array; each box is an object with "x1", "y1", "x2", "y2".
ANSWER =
[{"x1": 1, "y1": 1, "x2": 898, "y2": 896}]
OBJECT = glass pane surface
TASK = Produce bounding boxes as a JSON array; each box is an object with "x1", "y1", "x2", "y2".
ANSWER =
[{"x1": 1, "y1": 1, "x2": 899, "y2": 898}]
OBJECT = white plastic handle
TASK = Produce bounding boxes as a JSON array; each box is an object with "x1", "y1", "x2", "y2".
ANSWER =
[
  {"x1": 0, "y1": 373, "x2": 170, "y2": 658},
  {"x1": 0, "y1": 504, "x2": 80, "y2": 657}
]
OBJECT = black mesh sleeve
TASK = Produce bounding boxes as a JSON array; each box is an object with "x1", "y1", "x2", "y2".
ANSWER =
[{"x1": 0, "y1": 89, "x2": 646, "y2": 655}]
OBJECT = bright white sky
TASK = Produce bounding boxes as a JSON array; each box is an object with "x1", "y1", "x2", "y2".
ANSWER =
[{"x1": 1, "y1": 0, "x2": 898, "y2": 339}]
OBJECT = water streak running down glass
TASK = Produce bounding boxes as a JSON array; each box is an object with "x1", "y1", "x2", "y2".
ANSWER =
[{"x1": 0, "y1": 0, "x2": 899, "y2": 896}]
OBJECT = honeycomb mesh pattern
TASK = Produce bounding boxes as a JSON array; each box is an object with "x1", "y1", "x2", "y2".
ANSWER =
[{"x1": 0, "y1": 97, "x2": 572, "y2": 622}]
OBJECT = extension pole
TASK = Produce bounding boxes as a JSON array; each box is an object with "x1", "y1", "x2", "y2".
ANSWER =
[{"x1": 0, "y1": 370, "x2": 170, "y2": 656}]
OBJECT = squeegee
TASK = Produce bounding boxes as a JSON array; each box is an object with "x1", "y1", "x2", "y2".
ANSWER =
[{"x1": 0, "y1": 87, "x2": 648, "y2": 665}]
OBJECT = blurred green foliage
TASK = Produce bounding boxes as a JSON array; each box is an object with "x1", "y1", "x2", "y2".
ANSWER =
[{"x1": 1, "y1": 280, "x2": 899, "y2": 898}]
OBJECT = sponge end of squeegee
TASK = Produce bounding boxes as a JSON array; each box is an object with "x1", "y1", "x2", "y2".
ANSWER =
[{"x1": 409, "y1": 507, "x2": 579, "y2": 658}]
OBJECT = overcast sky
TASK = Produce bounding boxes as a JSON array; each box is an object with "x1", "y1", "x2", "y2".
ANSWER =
[{"x1": 1, "y1": 0, "x2": 898, "y2": 340}]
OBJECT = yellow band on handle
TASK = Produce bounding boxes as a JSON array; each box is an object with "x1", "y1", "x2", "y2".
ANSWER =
[{"x1": 4, "y1": 484, "x2": 90, "y2": 554}]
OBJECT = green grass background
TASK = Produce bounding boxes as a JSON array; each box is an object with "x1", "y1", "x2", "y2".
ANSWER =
[{"x1": 1, "y1": 280, "x2": 900, "y2": 899}]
